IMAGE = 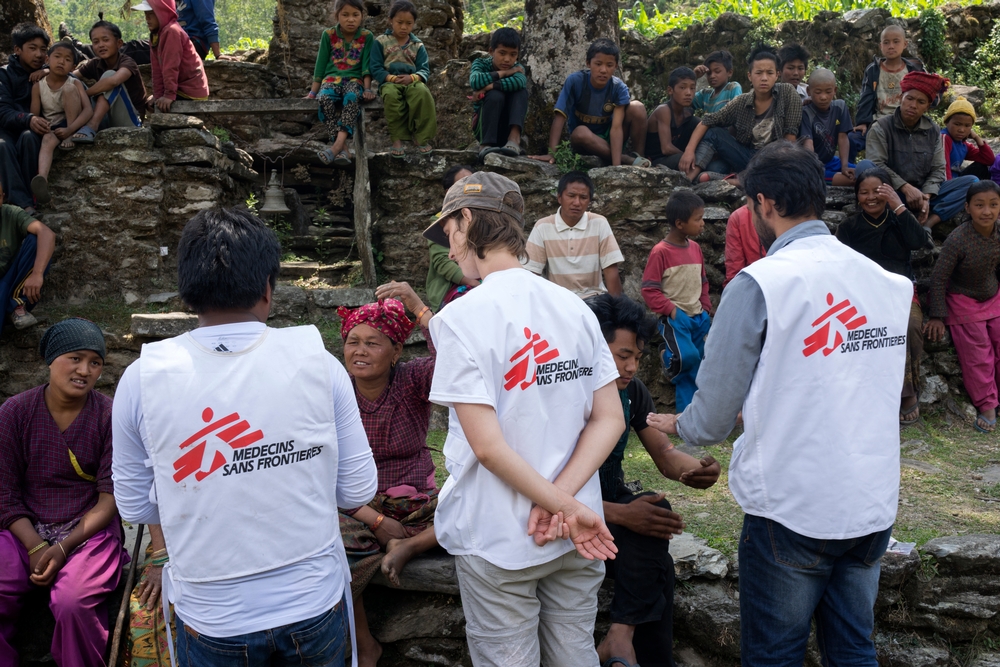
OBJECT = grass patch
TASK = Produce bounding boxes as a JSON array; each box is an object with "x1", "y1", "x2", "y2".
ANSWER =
[
  {"x1": 39, "y1": 297, "x2": 172, "y2": 334},
  {"x1": 425, "y1": 409, "x2": 1000, "y2": 556}
]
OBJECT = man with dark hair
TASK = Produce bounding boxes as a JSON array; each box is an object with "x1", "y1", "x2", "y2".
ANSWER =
[
  {"x1": 525, "y1": 170, "x2": 624, "y2": 298},
  {"x1": 0, "y1": 23, "x2": 50, "y2": 212},
  {"x1": 646, "y1": 142, "x2": 913, "y2": 665},
  {"x1": 585, "y1": 292, "x2": 719, "y2": 667},
  {"x1": 112, "y1": 208, "x2": 378, "y2": 666}
]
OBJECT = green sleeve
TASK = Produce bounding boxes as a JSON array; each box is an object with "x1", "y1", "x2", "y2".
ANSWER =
[
  {"x1": 370, "y1": 38, "x2": 388, "y2": 85},
  {"x1": 2, "y1": 205, "x2": 34, "y2": 237},
  {"x1": 361, "y1": 31, "x2": 373, "y2": 78},
  {"x1": 429, "y1": 241, "x2": 466, "y2": 285},
  {"x1": 469, "y1": 58, "x2": 495, "y2": 91},
  {"x1": 500, "y1": 65, "x2": 527, "y2": 92},
  {"x1": 313, "y1": 31, "x2": 331, "y2": 83},
  {"x1": 415, "y1": 43, "x2": 430, "y2": 83}
]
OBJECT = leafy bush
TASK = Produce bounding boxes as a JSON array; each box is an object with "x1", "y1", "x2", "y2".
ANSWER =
[
  {"x1": 552, "y1": 140, "x2": 589, "y2": 174},
  {"x1": 918, "y1": 8, "x2": 951, "y2": 73}
]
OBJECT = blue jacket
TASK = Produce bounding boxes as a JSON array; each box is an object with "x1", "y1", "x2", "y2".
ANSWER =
[
  {"x1": 0, "y1": 54, "x2": 33, "y2": 134},
  {"x1": 175, "y1": 0, "x2": 220, "y2": 46}
]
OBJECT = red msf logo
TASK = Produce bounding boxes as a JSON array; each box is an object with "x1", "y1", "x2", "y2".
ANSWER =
[
  {"x1": 802, "y1": 293, "x2": 868, "y2": 357},
  {"x1": 172, "y1": 407, "x2": 264, "y2": 483},
  {"x1": 504, "y1": 327, "x2": 560, "y2": 391}
]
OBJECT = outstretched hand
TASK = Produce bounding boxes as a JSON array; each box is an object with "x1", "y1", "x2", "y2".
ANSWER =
[
  {"x1": 679, "y1": 455, "x2": 720, "y2": 489},
  {"x1": 646, "y1": 412, "x2": 678, "y2": 435}
]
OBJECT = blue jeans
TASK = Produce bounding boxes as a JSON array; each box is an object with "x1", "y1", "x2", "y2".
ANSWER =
[
  {"x1": 657, "y1": 310, "x2": 711, "y2": 412},
  {"x1": 0, "y1": 234, "x2": 48, "y2": 332},
  {"x1": 696, "y1": 126, "x2": 758, "y2": 174},
  {"x1": 175, "y1": 600, "x2": 348, "y2": 667},
  {"x1": 738, "y1": 514, "x2": 892, "y2": 666},
  {"x1": 855, "y1": 159, "x2": 979, "y2": 222}
]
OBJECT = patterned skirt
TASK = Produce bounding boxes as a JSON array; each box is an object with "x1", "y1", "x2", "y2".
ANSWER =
[{"x1": 124, "y1": 545, "x2": 175, "y2": 667}]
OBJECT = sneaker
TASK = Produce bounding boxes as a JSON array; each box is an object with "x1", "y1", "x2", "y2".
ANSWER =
[{"x1": 11, "y1": 306, "x2": 38, "y2": 330}]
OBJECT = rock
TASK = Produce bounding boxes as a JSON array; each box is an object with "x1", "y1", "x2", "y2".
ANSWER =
[
  {"x1": 94, "y1": 127, "x2": 154, "y2": 149},
  {"x1": 693, "y1": 179, "x2": 744, "y2": 204},
  {"x1": 879, "y1": 645, "x2": 951, "y2": 667},
  {"x1": 701, "y1": 206, "x2": 731, "y2": 222},
  {"x1": 880, "y1": 549, "x2": 920, "y2": 587},
  {"x1": 970, "y1": 654, "x2": 1000, "y2": 667},
  {"x1": 483, "y1": 152, "x2": 561, "y2": 177},
  {"x1": 366, "y1": 589, "x2": 465, "y2": 644},
  {"x1": 945, "y1": 84, "x2": 986, "y2": 110},
  {"x1": 146, "y1": 292, "x2": 180, "y2": 304},
  {"x1": 396, "y1": 638, "x2": 470, "y2": 666},
  {"x1": 825, "y1": 186, "x2": 856, "y2": 208},
  {"x1": 979, "y1": 464, "x2": 1000, "y2": 485},
  {"x1": 921, "y1": 535, "x2": 1000, "y2": 576},
  {"x1": 131, "y1": 313, "x2": 198, "y2": 338},
  {"x1": 145, "y1": 113, "x2": 206, "y2": 130},
  {"x1": 670, "y1": 533, "x2": 729, "y2": 580},
  {"x1": 919, "y1": 375, "x2": 948, "y2": 404},
  {"x1": 901, "y1": 459, "x2": 943, "y2": 474},
  {"x1": 312, "y1": 288, "x2": 377, "y2": 309},
  {"x1": 673, "y1": 579, "x2": 741, "y2": 659},
  {"x1": 155, "y1": 128, "x2": 222, "y2": 150},
  {"x1": 843, "y1": 8, "x2": 889, "y2": 31},
  {"x1": 269, "y1": 285, "x2": 308, "y2": 320},
  {"x1": 370, "y1": 554, "x2": 459, "y2": 595}
]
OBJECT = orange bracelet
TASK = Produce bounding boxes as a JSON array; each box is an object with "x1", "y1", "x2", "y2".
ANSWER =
[
  {"x1": 372, "y1": 514, "x2": 385, "y2": 531},
  {"x1": 415, "y1": 306, "x2": 430, "y2": 322}
]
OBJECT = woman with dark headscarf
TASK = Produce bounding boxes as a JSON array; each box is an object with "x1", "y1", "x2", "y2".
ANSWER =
[
  {"x1": 0, "y1": 318, "x2": 126, "y2": 667},
  {"x1": 338, "y1": 280, "x2": 440, "y2": 666}
]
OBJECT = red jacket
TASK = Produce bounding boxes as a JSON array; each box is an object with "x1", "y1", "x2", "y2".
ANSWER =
[
  {"x1": 723, "y1": 206, "x2": 766, "y2": 287},
  {"x1": 149, "y1": 0, "x2": 209, "y2": 101},
  {"x1": 942, "y1": 133, "x2": 995, "y2": 180}
]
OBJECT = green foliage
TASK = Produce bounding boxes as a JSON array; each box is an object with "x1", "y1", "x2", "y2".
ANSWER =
[
  {"x1": 245, "y1": 192, "x2": 259, "y2": 213},
  {"x1": 961, "y1": 21, "x2": 1000, "y2": 118},
  {"x1": 918, "y1": 8, "x2": 951, "y2": 72},
  {"x1": 816, "y1": 51, "x2": 861, "y2": 114},
  {"x1": 551, "y1": 140, "x2": 588, "y2": 174},
  {"x1": 219, "y1": 36, "x2": 270, "y2": 55},
  {"x1": 464, "y1": 0, "x2": 524, "y2": 34},
  {"x1": 210, "y1": 127, "x2": 231, "y2": 143}
]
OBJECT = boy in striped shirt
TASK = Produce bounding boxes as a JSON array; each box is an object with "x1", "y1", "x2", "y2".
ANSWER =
[{"x1": 525, "y1": 171, "x2": 624, "y2": 299}]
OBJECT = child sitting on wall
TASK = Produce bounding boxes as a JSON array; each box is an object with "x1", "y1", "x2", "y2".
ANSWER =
[
  {"x1": 642, "y1": 189, "x2": 712, "y2": 412},
  {"x1": 74, "y1": 15, "x2": 147, "y2": 136},
  {"x1": 777, "y1": 43, "x2": 809, "y2": 99},
  {"x1": 469, "y1": 27, "x2": 528, "y2": 159},
  {"x1": 371, "y1": 0, "x2": 436, "y2": 157},
  {"x1": 692, "y1": 50, "x2": 742, "y2": 114},
  {"x1": 29, "y1": 42, "x2": 92, "y2": 205},
  {"x1": 941, "y1": 98, "x2": 994, "y2": 181},
  {"x1": 799, "y1": 68, "x2": 856, "y2": 186},
  {"x1": 645, "y1": 67, "x2": 700, "y2": 170},
  {"x1": 426, "y1": 164, "x2": 479, "y2": 311},
  {"x1": 133, "y1": 0, "x2": 210, "y2": 114},
  {"x1": 545, "y1": 38, "x2": 651, "y2": 167},
  {"x1": 307, "y1": 0, "x2": 376, "y2": 166}
]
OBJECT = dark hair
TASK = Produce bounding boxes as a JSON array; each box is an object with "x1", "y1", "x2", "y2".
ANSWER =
[
  {"x1": 668, "y1": 66, "x2": 697, "y2": 89},
  {"x1": 747, "y1": 43, "x2": 779, "y2": 68},
  {"x1": 704, "y1": 49, "x2": 734, "y2": 72},
  {"x1": 777, "y1": 43, "x2": 810, "y2": 68},
  {"x1": 334, "y1": 0, "x2": 367, "y2": 19},
  {"x1": 47, "y1": 42, "x2": 76, "y2": 60},
  {"x1": 12, "y1": 23, "x2": 50, "y2": 49},
  {"x1": 454, "y1": 191, "x2": 526, "y2": 260},
  {"x1": 442, "y1": 164, "x2": 474, "y2": 190},
  {"x1": 586, "y1": 38, "x2": 619, "y2": 64},
  {"x1": 388, "y1": 0, "x2": 418, "y2": 20},
  {"x1": 585, "y1": 293, "x2": 658, "y2": 346},
  {"x1": 853, "y1": 166, "x2": 892, "y2": 200},
  {"x1": 90, "y1": 13, "x2": 123, "y2": 41},
  {"x1": 743, "y1": 142, "x2": 826, "y2": 220},
  {"x1": 177, "y1": 208, "x2": 281, "y2": 314},
  {"x1": 966, "y1": 179, "x2": 1000, "y2": 203},
  {"x1": 557, "y1": 171, "x2": 594, "y2": 198},
  {"x1": 490, "y1": 27, "x2": 520, "y2": 51},
  {"x1": 665, "y1": 190, "x2": 705, "y2": 227}
]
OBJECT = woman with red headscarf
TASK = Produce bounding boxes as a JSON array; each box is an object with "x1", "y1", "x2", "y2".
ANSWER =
[
  {"x1": 338, "y1": 280, "x2": 439, "y2": 666},
  {"x1": 858, "y1": 71, "x2": 978, "y2": 231}
]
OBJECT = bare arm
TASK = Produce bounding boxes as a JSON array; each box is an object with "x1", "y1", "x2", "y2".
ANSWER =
[
  {"x1": 609, "y1": 105, "x2": 626, "y2": 166},
  {"x1": 679, "y1": 122, "x2": 710, "y2": 173},
  {"x1": 603, "y1": 265, "x2": 622, "y2": 296},
  {"x1": 64, "y1": 81, "x2": 94, "y2": 134},
  {"x1": 31, "y1": 493, "x2": 118, "y2": 586},
  {"x1": 82, "y1": 67, "x2": 132, "y2": 96},
  {"x1": 29, "y1": 83, "x2": 40, "y2": 117},
  {"x1": 549, "y1": 381, "x2": 625, "y2": 496},
  {"x1": 548, "y1": 113, "x2": 567, "y2": 154},
  {"x1": 21, "y1": 220, "x2": 54, "y2": 303}
]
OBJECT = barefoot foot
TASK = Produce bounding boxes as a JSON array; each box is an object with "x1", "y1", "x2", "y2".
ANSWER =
[
  {"x1": 357, "y1": 637, "x2": 382, "y2": 667},
  {"x1": 381, "y1": 537, "x2": 420, "y2": 586}
]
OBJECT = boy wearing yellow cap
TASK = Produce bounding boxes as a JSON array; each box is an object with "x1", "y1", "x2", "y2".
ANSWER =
[{"x1": 942, "y1": 97, "x2": 994, "y2": 180}]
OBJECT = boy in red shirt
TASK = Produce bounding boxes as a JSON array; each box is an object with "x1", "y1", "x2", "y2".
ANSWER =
[
  {"x1": 641, "y1": 190, "x2": 712, "y2": 412},
  {"x1": 941, "y1": 98, "x2": 994, "y2": 181}
]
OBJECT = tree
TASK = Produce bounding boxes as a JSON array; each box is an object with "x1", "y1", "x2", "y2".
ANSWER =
[{"x1": 0, "y1": 0, "x2": 51, "y2": 59}]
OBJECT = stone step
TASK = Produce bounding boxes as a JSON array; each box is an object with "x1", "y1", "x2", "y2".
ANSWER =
[
  {"x1": 280, "y1": 261, "x2": 357, "y2": 281},
  {"x1": 131, "y1": 312, "x2": 198, "y2": 338}
]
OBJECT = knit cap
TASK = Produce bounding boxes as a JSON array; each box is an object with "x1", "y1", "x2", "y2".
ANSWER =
[
  {"x1": 39, "y1": 318, "x2": 106, "y2": 365},
  {"x1": 943, "y1": 97, "x2": 976, "y2": 124}
]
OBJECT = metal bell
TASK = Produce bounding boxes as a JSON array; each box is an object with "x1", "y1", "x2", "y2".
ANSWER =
[{"x1": 259, "y1": 170, "x2": 291, "y2": 215}]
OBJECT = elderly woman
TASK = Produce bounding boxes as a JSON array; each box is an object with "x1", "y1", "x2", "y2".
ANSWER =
[
  {"x1": 0, "y1": 318, "x2": 125, "y2": 667},
  {"x1": 857, "y1": 71, "x2": 978, "y2": 230},
  {"x1": 339, "y1": 280, "x2": 439, "y2": 667}
]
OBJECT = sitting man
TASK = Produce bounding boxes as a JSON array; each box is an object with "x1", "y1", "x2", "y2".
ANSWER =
[
  {"x1": 0, "y1": 182, "x2": 54, "y2": 330},
  {"x1": 0, "y1": 23, "x2": 49, "y2": 213},
  {"x1": 525, "y1": 170, "x2": 624, "y2": 298},
  {"x1": 586, "y1": 292, "x2": 720, "y2": 667}
]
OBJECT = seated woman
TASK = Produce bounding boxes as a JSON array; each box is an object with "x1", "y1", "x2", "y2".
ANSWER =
[
  {"x1": 338, "y1": 281, "x2": 438, "y2": 667},
  {"x1": 0, "y1": 318, "x2": 125, "y2": 667},
  {"x1": 836, "y1": 167, "x2": 930, "y2": 425},
  {"x1": 857, "y1": 71, "x2": 978, "y2": 230}
]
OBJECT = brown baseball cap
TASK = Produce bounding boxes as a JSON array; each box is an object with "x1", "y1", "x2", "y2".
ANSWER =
[{"x1": 423, "y1": 171, "x2": 524, "y2": 247}]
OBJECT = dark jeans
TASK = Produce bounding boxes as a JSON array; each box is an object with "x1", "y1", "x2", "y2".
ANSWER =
[
  {"x1": 0, "y1": 128, "x2": 41, "y2": 209},
  {"x1": 605, "y1": 492, "x2": 676, "y2": 667},
  {"x1": 477, "y1": 88, "x2": 528, "y2": 146},
  {"x1": 176, "y1": 600, "x2": 348, "y2": 666},
  {"x1": 738, "y1": 514, "x2": 892, "y2": 666},
  {"x1": 697, "y1": 126, "x2": 757, "y2": 174},
  {"x1": 0, "y1": 234, "x2": 45, "y2": 333}
]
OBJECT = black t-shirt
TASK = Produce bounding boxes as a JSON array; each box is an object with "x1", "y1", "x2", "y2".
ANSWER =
[
  {"x1": 77, "y1": 53, "x2": 147, "y2": 117},
  {"x1": 598, "y1": 377, "x2": 655, "y2": 502}
]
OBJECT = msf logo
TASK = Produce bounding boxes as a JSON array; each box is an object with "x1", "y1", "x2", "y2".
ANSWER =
[
  {"x1": 172, "y1": 407, "x2": 264, "y2": 483},
  {"x1": 504, "y1": 327, "x2": 560, "y2": 391},
  {"x1": 802, "y1": 293, "x2": 868, "y2": 357}
]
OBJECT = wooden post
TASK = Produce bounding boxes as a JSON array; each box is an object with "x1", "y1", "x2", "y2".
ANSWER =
[
  {"x1": 109, "y1": 523, "x2": 144, "y2": 667},
  {"x1": 353, "y1": 106, "x2": 378, "y2": 287}
]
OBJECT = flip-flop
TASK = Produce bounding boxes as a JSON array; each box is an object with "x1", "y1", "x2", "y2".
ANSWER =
[
  {"x1": 317, "y1": 147, "x2": 336, "y2": 165},
  {"x1": 631, "y1": 155, "x2": 652, "y2": 168},
  {"x1": 58, "y1": 138, "x2": 75, "y2": 151},
  {"x1": 974, "y1": 412, "x2": 996, "y2": 433},
  {"x1": 899, "y1": 404, "x2": 920, "y2": 426},
  {"x1": 416, "y1": 144, "x2": 433, "y2": 154},
  {"x1": 499, "y1": 141, "x2": 520, "y2": 157},
  {"x1": 71, "y1": 125, "x2": 95, "y2": 143},
  {"x1": 390, "y1": 146, "x2": 406, "y2": 158},
  {"x1": 478, "y1": 145, "x2": 502, "y2": 160},
  {"x1": 31, "y1": 174, "x2": 50, "y2": 205},
  {"x1": 602, "y1": 658, "x2": 640, "y2": 667},
  {"x1": 333, "y1": 150, "x2": 352, "y2": 166}
]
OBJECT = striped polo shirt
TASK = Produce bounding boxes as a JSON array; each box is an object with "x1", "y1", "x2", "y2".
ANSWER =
[{"x1": 524, "y1": 209, "x2": 625, "y2": 298}]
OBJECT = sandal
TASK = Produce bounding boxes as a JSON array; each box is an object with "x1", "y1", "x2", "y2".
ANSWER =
[
  {"x1": 631, "y1": 155, "x2": 652, "y2": 168},
  {"x1": 602, "y1": 659, "x2": 640, "y2": 667},
  {"x1": 478, "y1": 145, "x2": 502, "y2": 160},
  {"x1": 974, "y1": 412, "x2": 996, "y2": 434},
  {"x1": 390, "y1": 146, "x2": 406, "y2": 158},
  {"x1": 71, "y1": 125, "x2": 95, "y2": 143},
  {"x1": 30, "y1": 174, "x2": 50, "y2": 205},
  {"x1": 416, "y1": 144, "x2": 433, "y2": 155},
  {"x1": 499, "y1": 141, "x2": 520, "y2": 157},
  {"x1": 317, "y1": 147, "x2": 336, "y2": 165},
  {"x1": 333, "y1": 150, "x2": 352, "y2": 166},
  {"x1": 899, "y1": 402, "x2": 920, "y2": 426},
  {"x1": 58, "y1": 138, "x2": 75, "y2": 151}
]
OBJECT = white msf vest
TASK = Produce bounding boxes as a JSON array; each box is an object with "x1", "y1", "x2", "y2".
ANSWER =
[
  {"x1": 737, "y1": 233, "x2": 913, "y2": 540},
  {"x1": 139, "y1": 326, "x2": 342, "y2": 582}
]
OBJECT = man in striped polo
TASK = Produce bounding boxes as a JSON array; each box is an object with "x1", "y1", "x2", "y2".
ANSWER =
[{"x1": 525, "y1": 171, "x2": 624, "y2": 298}]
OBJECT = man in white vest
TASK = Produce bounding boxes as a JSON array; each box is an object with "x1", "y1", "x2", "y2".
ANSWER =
[
  {"x1": 112, "y1": 208, "x2": 377, "y2": 666},
  {"x1": 647, "y1": 142, "x2": 912, "y2": 666}
]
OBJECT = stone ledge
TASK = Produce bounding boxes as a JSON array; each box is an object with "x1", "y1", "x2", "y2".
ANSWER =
[{"x1": 130, "y1": 313, "x2": 198, "y2": 338}]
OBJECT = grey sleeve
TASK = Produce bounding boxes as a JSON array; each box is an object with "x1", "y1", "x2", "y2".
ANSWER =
[{"x1": 676, "y1": 273, "x2": 767, "y2": 446}]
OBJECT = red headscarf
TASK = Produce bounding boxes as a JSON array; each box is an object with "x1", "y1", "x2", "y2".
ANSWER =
[
  {"x1": 338, "y1": 299, "x2": 415, "y2": 345},
  {"x1": 900, "y1": 71, "x2": 949, "y2": 105}
]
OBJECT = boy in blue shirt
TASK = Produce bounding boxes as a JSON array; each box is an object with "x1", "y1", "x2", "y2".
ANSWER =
[
  {"x1": 544, "y1": 39, "x2": 650, "y2": 167},
  {"x1": 799, "y1": 68, "x2": 856, "y2": 186},
  {"x1": 692, "y1": 50, "x2": 742, "y2": 114}
]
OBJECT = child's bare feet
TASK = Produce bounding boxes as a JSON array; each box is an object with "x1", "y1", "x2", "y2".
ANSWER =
[
  {"x1": 381, "y1": 537, "x2": 419, "y2": 586},
  {"x1": 357, "y1": 632, "x2": 382, "y2": 667}
]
